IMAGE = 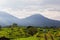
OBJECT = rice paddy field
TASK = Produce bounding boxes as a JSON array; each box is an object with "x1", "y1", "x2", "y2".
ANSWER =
[{"x1": 0, "y1": 26, "x2": 60, "y2": 40}]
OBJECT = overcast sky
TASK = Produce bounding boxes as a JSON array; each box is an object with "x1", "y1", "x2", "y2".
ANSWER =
[{"x1": 0, "y1": 0, "x2": 60, "y2": 20}]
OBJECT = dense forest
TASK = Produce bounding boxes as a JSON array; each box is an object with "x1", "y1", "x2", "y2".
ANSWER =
[{"x1": 0, "y1": 23, "x2": 60, "y2": 40}]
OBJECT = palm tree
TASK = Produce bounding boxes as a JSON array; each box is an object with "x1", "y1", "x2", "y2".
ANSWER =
[{"x1": 12, "y1": 23, "x2": 18, "y2": 27}]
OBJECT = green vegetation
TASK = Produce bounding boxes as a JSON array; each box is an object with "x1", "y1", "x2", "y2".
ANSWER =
[{"x1": 0, "y1": 24, "x2": 60, "y2": 40}]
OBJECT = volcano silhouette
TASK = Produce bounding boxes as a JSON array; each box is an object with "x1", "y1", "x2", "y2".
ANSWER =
[
  {"x1": 23, "y1": 14, "x2": 60, "y2": 27},
  {"x1": 0, "y1": 11, "x2": 60, "y2": 27}
]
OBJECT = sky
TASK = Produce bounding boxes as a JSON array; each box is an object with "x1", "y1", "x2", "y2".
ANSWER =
[{"x1": 0, "y1": 0, "x2": 60, "y2": 20}]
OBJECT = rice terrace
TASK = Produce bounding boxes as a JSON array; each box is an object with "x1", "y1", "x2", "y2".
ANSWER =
[{"x1": 0, "y1": 24, "x2": 60, "y2": 40}]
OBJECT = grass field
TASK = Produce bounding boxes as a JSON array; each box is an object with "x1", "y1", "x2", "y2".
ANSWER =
[{"x1": 0, "y1": 26, "x2": 60, "y2": 40}]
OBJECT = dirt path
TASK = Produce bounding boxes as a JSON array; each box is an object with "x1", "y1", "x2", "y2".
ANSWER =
[
  {"x1": 45, "y1": 34, "x2": 47, "y2": 40},
  {"x1": 50, "y1": 34, "x2": 54, "y2": 40}
]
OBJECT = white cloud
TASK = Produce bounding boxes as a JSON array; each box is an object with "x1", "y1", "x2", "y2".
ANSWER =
[
  {"x1": 41, "y1": 10, "x2": 60, "y2": 20},
  {"x1": 0, "y1": 0, "x2": 60, "y2": 20},
  {"x1": 2, "y1": 8, "x2": 40, "y2": 18}
]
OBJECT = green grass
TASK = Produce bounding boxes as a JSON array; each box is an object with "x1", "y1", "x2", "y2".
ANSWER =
[
  {"x1": 13, "y1": 36, "x2": 38, "y2": 40},
  {"x1": 0, "y1": 26, "x2": 60, "y2": 40}
]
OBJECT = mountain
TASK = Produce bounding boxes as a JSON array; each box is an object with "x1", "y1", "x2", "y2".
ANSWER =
[
  {"x1": 0, "y1": 11, "x2": 60, "y2": 27},
  {"x1": 0, "y1": 11, "x2": 26, "y2": 26},
  {"x1": 23, "y1": 14, "x2": 60, "y2": 27}
]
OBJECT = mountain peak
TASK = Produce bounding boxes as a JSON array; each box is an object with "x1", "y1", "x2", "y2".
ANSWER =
[
  {"x1": 29, "y1": 14, "x2": 44, "y2": 17},
  {"x1": 23, "y1": 14, "x2": 47, "y2": 20}
]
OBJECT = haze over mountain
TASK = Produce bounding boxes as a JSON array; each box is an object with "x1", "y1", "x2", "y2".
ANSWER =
[
  {"x1": 0, "y1": 11, "x2": 24, "y2": 26},
  {"x1": 0, "y1": 11, "x2": 60, "y2": 27}
]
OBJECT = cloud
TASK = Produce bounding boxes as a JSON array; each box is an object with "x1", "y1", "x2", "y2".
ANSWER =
[
  {"x1": 0, "y1": 0, "x2": 60, "y2": 20},
  {"x1": 0, "y1": 0, "x2": 60, "y2": 11},
  {"x1": 2, "y1": 8, "x2": 41, "y2": 18},
  {"x1": 0, "y1": 0, "x2": 42, "y2": 8},
  {"x1": 43, "y1": 0, "x2": 60, "y2": 5}
]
